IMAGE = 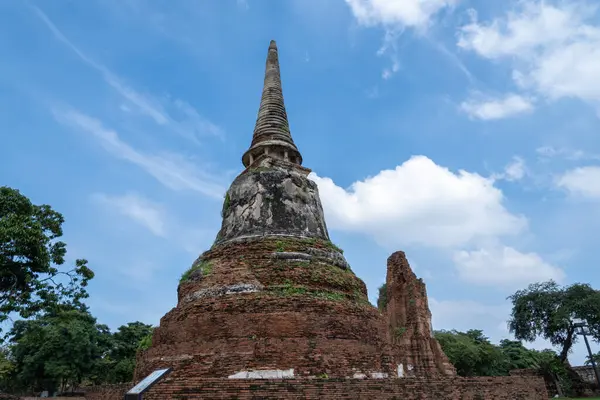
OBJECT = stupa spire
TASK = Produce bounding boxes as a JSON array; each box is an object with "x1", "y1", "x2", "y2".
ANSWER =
[{"x1": 242, "y1": 40, "x2": 303, "y2": 168}]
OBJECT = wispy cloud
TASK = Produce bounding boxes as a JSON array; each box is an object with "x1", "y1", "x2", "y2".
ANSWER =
[
  {"x1": 92, "y1": 192, "x2": 168, "y2": 237},
  {"x1": 53, "y1": 108, "x2": 226, "y2": 199},
  {"x1": 29, "y1": 3, "x2": 223, "y2": 143},
  {"x1": 491, "y1": 156, "x2": 527, "y2": 182},
  {"x1": 461, "y1": 93, "x2": 534, "y2": 120}
]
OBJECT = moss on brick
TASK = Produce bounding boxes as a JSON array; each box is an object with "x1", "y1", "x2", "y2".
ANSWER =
[{"x1": 180, "y1": 260, "x2": 213, "y2": 283}]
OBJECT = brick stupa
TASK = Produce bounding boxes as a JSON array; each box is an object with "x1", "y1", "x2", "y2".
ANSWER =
[{"x1": 135, "y1": 40, "x2": 455, "y2": 383}]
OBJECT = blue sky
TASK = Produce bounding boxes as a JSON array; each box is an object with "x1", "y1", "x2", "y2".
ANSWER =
[{"x1": 1, "y1": 0, "x2": 599, "y2": 365}]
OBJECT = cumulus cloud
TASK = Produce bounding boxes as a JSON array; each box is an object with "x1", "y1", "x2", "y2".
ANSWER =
[
  {"x1": 460, "y1": 94, "x2": 534, "y2": 120},
  {"x1": 454, "y1": 245, "x2": 565, "y2": 287},
  {"x1": 344, "y1": 0, "x2": 456, "y2": 29},
  {"x1": 310, "y1": 155, "x2": 526, "y2": 248},
  {"x1": 92, "y1": 193, "x2": 167, "y2": 237},
  {"x1": 458, "y1": 2, "x2": 600, "y2": 109},
  {"x1": 556, "y1": 166, "x2": 600, "y2": 199}
]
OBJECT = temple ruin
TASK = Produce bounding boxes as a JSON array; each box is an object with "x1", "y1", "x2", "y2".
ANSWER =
[{"x1": 122, "y1": 40, "x2": 547, "y2": 399}]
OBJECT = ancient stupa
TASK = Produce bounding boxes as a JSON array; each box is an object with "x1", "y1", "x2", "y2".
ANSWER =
[{"x1": 135, "y1": 40, "x2": 455, "y2": 384}]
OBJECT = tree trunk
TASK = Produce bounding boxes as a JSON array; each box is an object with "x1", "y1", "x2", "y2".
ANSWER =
[{"x1": 559, "y1": 328, "x2": 574, "y2": 363}]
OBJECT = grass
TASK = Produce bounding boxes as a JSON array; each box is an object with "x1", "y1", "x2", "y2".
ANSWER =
[{"x1": 180, "y1": 260, "x2": 213, "y2": 282}]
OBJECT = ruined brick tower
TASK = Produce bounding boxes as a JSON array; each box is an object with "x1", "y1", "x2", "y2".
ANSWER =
[{"x1": 135, "y1": 40, "x2": 454, "y2": 382}]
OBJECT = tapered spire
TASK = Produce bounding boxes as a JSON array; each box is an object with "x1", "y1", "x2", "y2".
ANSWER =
[{"x1": 242, "y1": 40, "x2": 303, "y2": 168}]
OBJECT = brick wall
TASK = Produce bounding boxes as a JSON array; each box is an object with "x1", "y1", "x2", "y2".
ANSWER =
[
  {"x1": 83, "y1": 376, "x2": 547, "y2": 400},
  {"x1": 573, "y1": 365, "x2": 599, "y2": 384}
]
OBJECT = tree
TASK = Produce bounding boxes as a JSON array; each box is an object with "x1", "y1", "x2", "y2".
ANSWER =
[
  {"x1": 434, "y1": 329, "x2": 507, "y2": 376},
  {"x1": 508, "y1": 281, "x2": 600, "y2": 363},
  {"x1": 103, "y1": 322, "x2": 153, "y2": 384},
  {"x1": 9, "y1": 308, "x2": 111, "y2": 394},
  {"x1": 497, "y1": 339, "x2": 541, "y2": 371},
  {"x1": 0, "y1": 346, "x2": 15, "y2": 393},
  {"x1": 0, "y1": 187, "x2": 94, "y2": 327},
  {"x1": 377, "y1": 283, "x2": 387, "y2": 311}
]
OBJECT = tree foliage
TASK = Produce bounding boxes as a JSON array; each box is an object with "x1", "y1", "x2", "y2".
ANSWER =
[
  {"x1": 507, "y1": 280, "x2": 600, "y2": 362},
  {"x1": 0, "y1": 187, "x2": 94, "y2": 327},
  {"x1": 8, "y1": 309, "x2": 110, "y2": 394},
  {"x1": 377, "y1": 283, "x2": 387, "y2": 311},
  {"x1": 435, "y1": 329, "x2": 509, "y2": 376},
  {"x1": 102, "y1": 322, "x2": 153, "y2": 384}
]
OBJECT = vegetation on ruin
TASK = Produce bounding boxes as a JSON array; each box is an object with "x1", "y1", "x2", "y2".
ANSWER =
[
  {"x1": 180, "y1": 260, "x2": 213, "y2": 283},
  {"x1": 271, "y1": 236, "x2": 344, "y2": 254},
  {"x1": 221, "y1": 192, "x2": 231, "y2": 217},
  {"x1": 269, "y1": 282, "x2": 347, "y2": 302},
  {"x1": 393, "y1": 326, "x2": 407, "y2": 338}
]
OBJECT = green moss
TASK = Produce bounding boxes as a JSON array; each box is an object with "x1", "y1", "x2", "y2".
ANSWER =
[
  {"x1": 137, "y1": 329, "x2": 154, "y2": 351},
  {"x1": 394, "y1": 326, "x2": 407, "y2": 338},
  {"x1": 180, "y1": 260, "x2": 213, "y2": 283},
  {"x1": 221, "y1": 192, "x2": 231, "y2": 217},
  {"x1": 269, "y1": 284, "x2": 347, "y2": 302},
  {"x1": 275, "y1": 240, "x2": 286, "y2": 252}
]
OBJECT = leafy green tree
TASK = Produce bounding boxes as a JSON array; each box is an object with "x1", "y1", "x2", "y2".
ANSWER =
[
  {"x1": 138, "y1": 329, "x2": 153, "y2": 351},
  {"x1": 498, "y1": 339, "x2": 541, "y2": 370},
  {"x1": 0, "y1": 346, "x2": 15, "y2": 393},
  {"x1": 9, "y1": 308, "x2": 111, "y2": 394},
  {"x1": 103, "y1": 322, "x2": 153, "y2": 383},
  {"x1": 0, "y1": 187, "x2": 94, "y2": 327},
  {"x1": 435, "y1": 329, "x2": 507, "y2": 376},
  {"x1": 377, "y1": 283, "x2": 387, "y2": 311},
  {"x1": 508, "y1": 281, "x2": 600, "y2": 362}
]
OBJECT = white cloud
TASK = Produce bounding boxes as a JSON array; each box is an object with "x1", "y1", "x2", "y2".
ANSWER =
[
  {"x1": 556, "y1": 166, "x2": 600, "y2": 199},
  {"x1": 345, "y1": 0, "x2": 456, "y2": 29},
  {"x1": 536, "y1": 146, "x2": 590, "y2": 161},
  {"x1": 458, "y1": 2, "x2": 600, "y2": 108},
  {"x1": 454, "y1": 244, "x2": 565, "y2": 287},
  {"x1": 503, "y1": 157, "x2": 526, "y2": 181},
  {"x1": 460, "y1": 94, "x2": 534, "y2": 120},
  {"x1": 53, "y1": 108, "x2": 226, "y2": 199},
  {"x1": 382, "y1": 58, "x2": 400, "y2": 79},
  {"x1": 30, "y1": 4, "x2": 223, "y2": 143},
  {"x1": 492, "y1": 156, "x2": 526, "y2": 182},
  {"x1": 310, "y1": 155, "x2": 526, "y2": 248},
  {"x1": 92, "y1": 193, "x2": 167, "y2": 237}
]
